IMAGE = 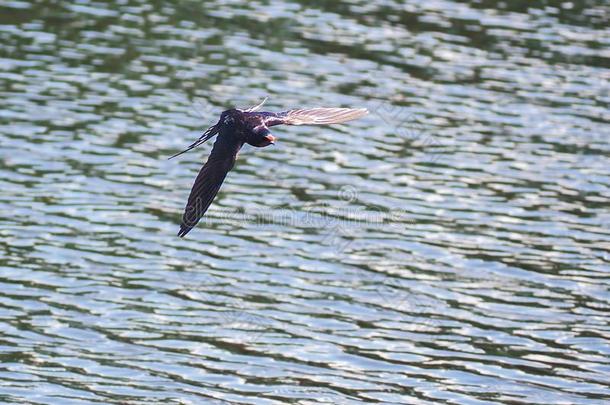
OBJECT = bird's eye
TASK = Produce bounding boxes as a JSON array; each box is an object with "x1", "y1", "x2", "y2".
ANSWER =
[{"x1": 224, "y1": 116, "x2": 234, "y2": 124}]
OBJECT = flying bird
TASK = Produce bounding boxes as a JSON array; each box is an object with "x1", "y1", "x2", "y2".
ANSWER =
[{"x1": 170, "y1": 98, "x2": 368, "y2": 237}]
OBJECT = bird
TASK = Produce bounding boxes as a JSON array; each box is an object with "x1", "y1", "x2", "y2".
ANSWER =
[{"x1": 170, "y1": 98, "x2": 368, "y2": 237}]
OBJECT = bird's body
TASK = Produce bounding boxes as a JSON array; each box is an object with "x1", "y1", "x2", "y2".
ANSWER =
[{"x1": 171, "y1": 99, "x2": 367, "y2": 237}]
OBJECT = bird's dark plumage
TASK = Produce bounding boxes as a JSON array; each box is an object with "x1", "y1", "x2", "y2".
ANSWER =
[{"x1": 171, "y1": 99, "x2": 368, "y2": 237}]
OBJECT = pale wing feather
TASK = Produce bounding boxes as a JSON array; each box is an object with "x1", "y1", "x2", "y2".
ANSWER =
[
  {"x1": 280, "y1": 108, "x2": 368, "y2": 126},
  {"x1": 242, "y1": 97, "x2": 268, "y2": 112}
]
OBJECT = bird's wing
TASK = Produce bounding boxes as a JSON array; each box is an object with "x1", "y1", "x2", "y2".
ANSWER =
[
  {"x1": 265, "y1": 107, "x2": 368, "y2": 127},
  {"x1": 177, "y1": 134, "x2": 243, "y2": 237}
]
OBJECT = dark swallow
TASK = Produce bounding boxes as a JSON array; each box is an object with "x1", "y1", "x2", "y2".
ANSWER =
[{"x1": 170, "y1": 98, "x2": 368, "y2": 237}]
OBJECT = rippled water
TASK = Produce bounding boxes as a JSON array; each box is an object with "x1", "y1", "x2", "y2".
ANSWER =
[{"x1": 1, "y1": 0, "x2": 609, "y2": 404}]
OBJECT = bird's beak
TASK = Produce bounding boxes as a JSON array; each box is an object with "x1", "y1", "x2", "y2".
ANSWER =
[{"x1": 265, "y1": 134, "x2": 276, "y2": 145}]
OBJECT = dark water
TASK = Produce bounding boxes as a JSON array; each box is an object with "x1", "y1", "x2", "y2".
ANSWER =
[{"x1": 1, "y1": 0, "x2": 609, "y2": 404}]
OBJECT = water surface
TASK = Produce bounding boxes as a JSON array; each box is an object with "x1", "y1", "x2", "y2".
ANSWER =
[{"x1": 0, "y1": 0, "x2": 609, "y2": 404}]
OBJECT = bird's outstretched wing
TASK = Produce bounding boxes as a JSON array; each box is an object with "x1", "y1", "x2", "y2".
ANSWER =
[
  {"x1": 177, "y1": 133, "x2": 243, "y2": 237},
  {"x1": 265, "y1": 107, "x2": 368, "y2": 127}
]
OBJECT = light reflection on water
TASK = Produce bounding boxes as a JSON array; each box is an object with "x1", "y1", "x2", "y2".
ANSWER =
[{"x1": 0, "y1": 0, "x2": 609, "y2": 404}]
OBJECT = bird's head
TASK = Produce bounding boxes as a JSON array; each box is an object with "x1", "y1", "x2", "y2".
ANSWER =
[{"x1": 247, "y1": 126, "x2": 276, "y2": 148}]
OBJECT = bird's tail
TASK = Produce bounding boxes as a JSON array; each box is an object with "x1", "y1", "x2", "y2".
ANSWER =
[{"x1": 168, "y1": 123, "x2": 220, "y2": 159}]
